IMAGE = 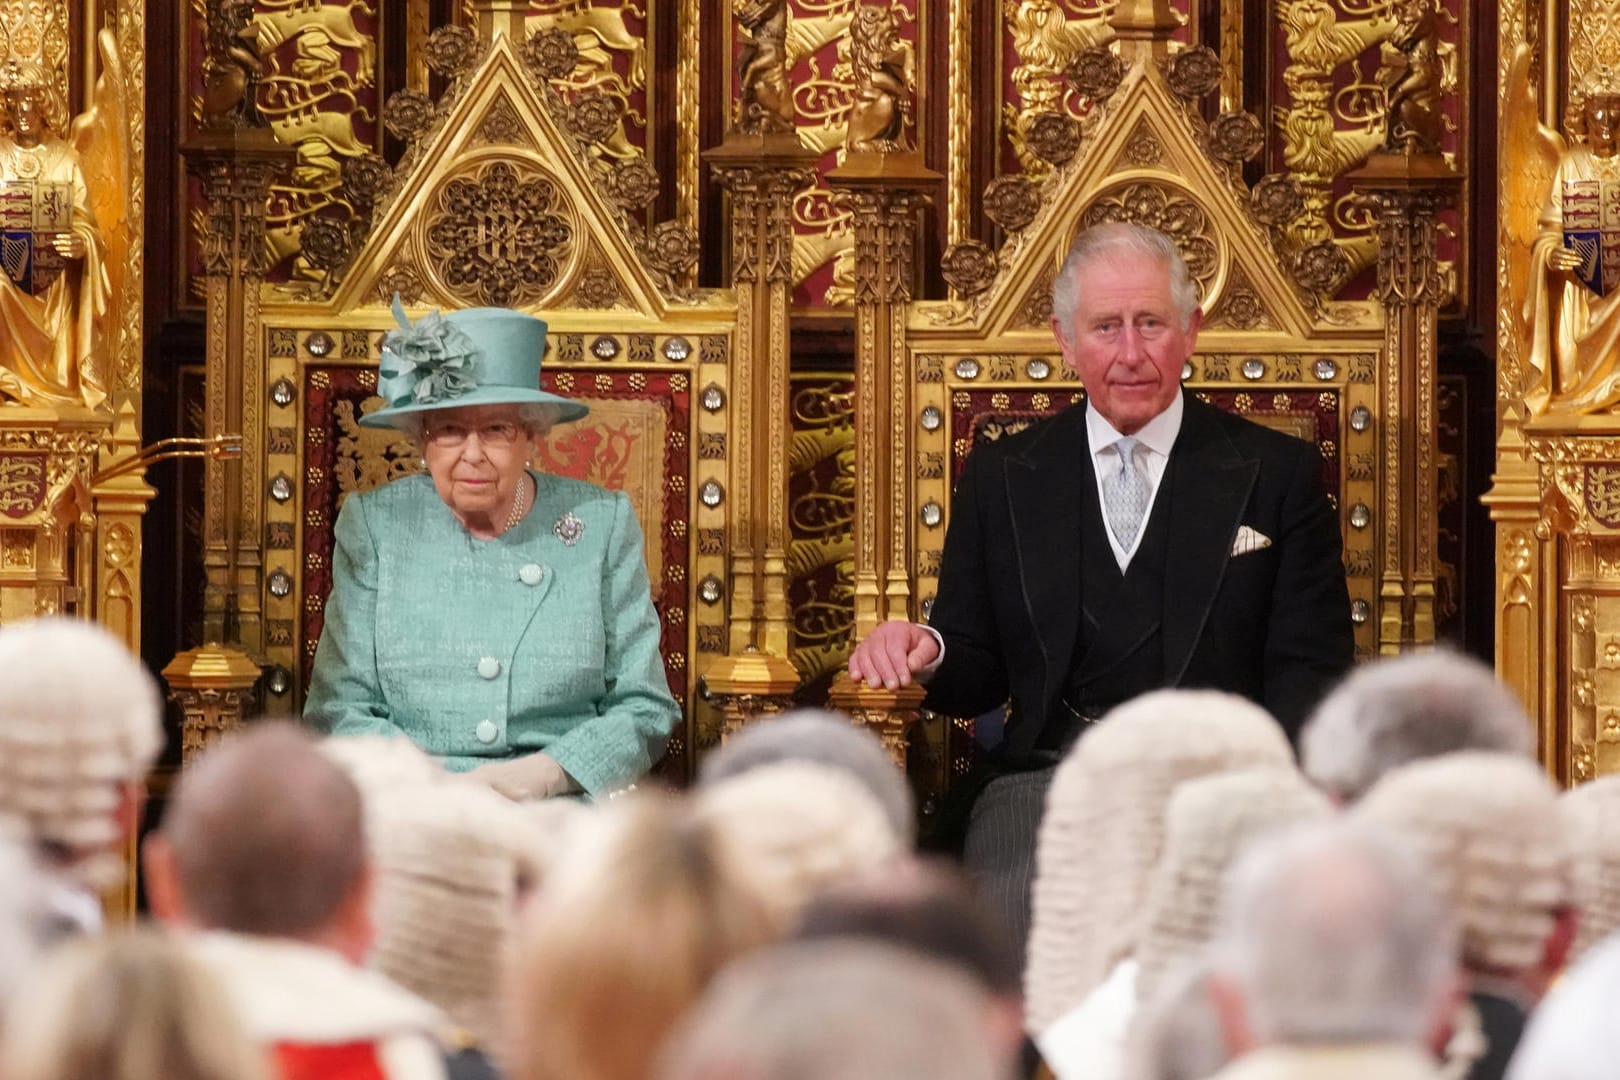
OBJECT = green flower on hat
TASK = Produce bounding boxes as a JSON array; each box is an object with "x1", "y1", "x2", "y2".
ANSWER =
[{"x1": 379, "y1": 295, "x2": 483, "y2": 407}]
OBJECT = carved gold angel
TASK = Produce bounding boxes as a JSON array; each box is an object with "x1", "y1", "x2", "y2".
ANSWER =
[
  {"x1": 0, "y1": 30, "x2": 129, "y2": 410},
  {"x1": 1505, "y1": 44, "x2": 1620, "y2": 415}
]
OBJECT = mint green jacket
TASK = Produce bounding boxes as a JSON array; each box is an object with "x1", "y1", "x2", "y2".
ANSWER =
[{"x1": 303, "y1": 471, "x2": 680, "y2": 796}]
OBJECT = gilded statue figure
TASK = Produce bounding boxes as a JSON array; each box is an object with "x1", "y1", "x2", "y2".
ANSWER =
[
  {"x1": 1376, "y1": 0, "x2": 1443, "y2": 155},
  {"x1": 0, "y1": 36, "x2": 128, "y2": 411},
  {"x1": 734, "y1": 0, "x2": 794, "y2": 135},
  {"x1": 1505, "y1": 44, "x2": 1620, "y2": 415},
  {"x1": 845, "y1": 6, "x2": 912, "y2": 154}
]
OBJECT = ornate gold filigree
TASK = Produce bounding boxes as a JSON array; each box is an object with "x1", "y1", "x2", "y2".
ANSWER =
[
  {"x1": 1291, "y1": 239, "x2": 1352, "y2": 293},
  {"x1": 940, "y1": 240, "x2": 998, "y2": 296},
  {"x1": 566, "y1": 89, "x2": 622, "y2": 145},
  {"x1": 1208, "y1": 111, "x2": 1266, "y2": 163},
  {"x1": 522, "y1": 26, "x2": 579, "y2": 82},
  {"x1": 983, "y1": 175, "x2": 1042, "y2": 232},
  {"x1": 1122, "y1": 121, "x2": 1165, "y2": 167},
  {"x1": 1026, "y1": 110, "x2": 1082, "y2": 165},
  {"x1": 383, "y1": 88, "x2": 435, "y2": 143},
  {"x1": 423, "y1": 24, "x2": 485, "y2": 81},
  {"x1": 1167, "y1": 45, "x2": 1223, "y2": 99},
  {"x1": 476, "y1": 98, "x2": 525, "y2": 145},
  {"x1": 376, "y1": 263, "x2": 425, "y2": 305},
  {"x1": 1251, "y1": 173, "x2": 1306, "y2": 225},
  {"x1": 1068, "y1": 46, "x2": 1127, "y2": 100},
  {"x1": 642, "y1": 220, "x2": 700, "y2": 295},
  {"x1": 1079, "y1": 183, "x2": 1220, "y2": 300},
  {"x1": 422, "y1": 158, "x2": 576, "y2": 307},
  {"x1": 1004, "y1": 0, "x2": 1112, "y2": 176},
  {"x1": 607, "y1": 158, "x2": 660, "y2": 209}
]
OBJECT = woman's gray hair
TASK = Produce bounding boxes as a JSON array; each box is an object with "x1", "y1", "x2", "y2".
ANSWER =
[
  {"x1": 1300, "y1": 649, "x2": 1533, "y2": 802},
  {"x1": 1050, "y1": 223, "x2": 1200, "y2": 340},
  {"x1": 399, "y1": 402, "x2": 560, "y2": 445},
  {"x1": 1211, "y1": 820, "x2": 1458, "y2": 1046}
]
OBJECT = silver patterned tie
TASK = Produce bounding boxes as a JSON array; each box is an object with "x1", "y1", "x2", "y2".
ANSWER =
[{"x1": 1103, "y1": 437, "x2": 1150, "y2": 549}]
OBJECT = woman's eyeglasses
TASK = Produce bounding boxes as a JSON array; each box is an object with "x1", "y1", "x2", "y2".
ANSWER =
[{"x1": 424, "y1": 421, "x2": 525, "y2": 448}]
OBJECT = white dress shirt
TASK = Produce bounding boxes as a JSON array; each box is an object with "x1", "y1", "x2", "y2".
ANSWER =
[{"x1": 915, "y1": 397, "x2": 1185, "y2": 675}]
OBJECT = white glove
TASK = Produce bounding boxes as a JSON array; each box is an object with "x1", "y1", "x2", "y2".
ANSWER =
[{"x1": 463, "y1": 752, "x2": 579, "y2": 801}]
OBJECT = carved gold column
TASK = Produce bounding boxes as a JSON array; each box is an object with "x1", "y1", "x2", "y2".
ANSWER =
[
  {"x1": 1347, "y1": 153, "x2": 1461, "y2": 653},
  {"x1": 471, "y1": 0, "x2": 526, "y2": 40},
  {"x1": 90, "y1": 402, "x2": 154, "y2": 648},
  {"x1": 699, "y1": 5, "x2": 820, "y2": 730},
  {"x1": 181, "y1": 132, "x2": 292, "y2": 652},
  {"x1": 819, "y1": 6, "x2": 939, "y2": 763},
  {"x1": 1483, "y1": 413, "x2": 1557, "y2": 758},
  {"x1": 823, "y1": 160, "x2": 938, "y2": 763}
]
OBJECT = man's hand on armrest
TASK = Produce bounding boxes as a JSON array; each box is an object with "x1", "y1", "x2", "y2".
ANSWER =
[{"x1": 847, "y1": 619, "x2": 942, "y2": 691}]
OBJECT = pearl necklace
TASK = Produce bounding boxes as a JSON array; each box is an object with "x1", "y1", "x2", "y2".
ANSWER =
[{"x1": 504, "y1": 473, "x2": 531, "y2": 531}]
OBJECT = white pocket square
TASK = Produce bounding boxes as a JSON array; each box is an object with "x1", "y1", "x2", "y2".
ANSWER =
[{"x1": 1230, "y1": 526, "x2": 1272, "y2": 556}]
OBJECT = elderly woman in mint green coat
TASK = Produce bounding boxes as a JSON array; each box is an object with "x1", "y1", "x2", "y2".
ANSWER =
[{"x1": 305, "y1": 301, "x2": 680, "y2": 799}]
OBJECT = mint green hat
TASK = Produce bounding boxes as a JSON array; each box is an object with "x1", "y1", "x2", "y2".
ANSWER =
[{"x1": 361, "y1": 296, "x2": 589, "y2": 430}]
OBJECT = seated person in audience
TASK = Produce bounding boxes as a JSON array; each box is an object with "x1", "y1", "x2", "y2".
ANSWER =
[
  {"x1": 143, "y1": 724, "x2": 483, "y2": 1080},
  {"x1": 1026, "y1": 690, "x2": 1295, "y2": 1076},
  {"x1": 693, "y1": 760, "x2": 904, "y2": 927},
  {"x1": 0, "y1": 617, "x2": 162, "y2": 934},
  {"x1": 1206, "y1": 821, "x2": 1460, "y2": 1080},
  {"x1": 0, "y1": 926, "x2": 267, "y2": 1080},
  {"x1": 1557, "y1": 774, "x2": 1620, "y2": 962},
  {"x1": 657, "y1": 941, "x2": 1011, "y2": 1080},
  {"x1": 509, "y1": 793, "x2": 778, "y2": 1080},
  {"x1": 304, "y1": 300, "x2": 679, "y2": 800},
  {"x1": 366, "y1": 779, "x2": 555, "y2": 1079},
  {"x1": 792, "y1": 859, "x2": 1024, "y2": 1062},
  {"x1": 1353, "y1": 753, "x2": 1577, "y2": 1080},
  {"x1": 1300, "y1": 650, "x2": 1533, "y2": 803},
  {"x1": 1505, "y1": 934, "x2": 1620, "y2": 1080},
  {"x1": 699, "y1": 707, "x2": 916, "y2": 844}
]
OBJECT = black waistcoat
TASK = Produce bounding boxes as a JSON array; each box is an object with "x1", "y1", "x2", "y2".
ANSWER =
[{"x1": 1036, "y1": 463, "x2": 1173, "y2": 751}]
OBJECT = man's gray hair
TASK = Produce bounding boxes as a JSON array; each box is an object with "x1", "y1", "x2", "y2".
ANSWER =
[
  {"x1": 656, "y1": 941, "x2": 1002, "y2": 1080},
  {"x1": 1506, "y1": 934, "x2": 1620, "y2": 1080},
  {"x1": 1300, "y1": 650, "x2": 1533, "y2": 801},
  {"x1": 699, "y1": 708, "x2": 915, "y2": 842},
  {"x1": 1050, "y1": 223, "x2": 1200, "y2": 340},
  {"x1": 1211, "y1": 820, "x2": 1457, "y2": 1046}
]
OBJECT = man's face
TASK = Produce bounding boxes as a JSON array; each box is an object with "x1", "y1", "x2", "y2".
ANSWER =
[
  {"x1": 1587, "y1": 96, "x2": 1620, "y2": 158},
  {"x1": 1053, "y1": 251, "x2": 1201, "y2": 435}
]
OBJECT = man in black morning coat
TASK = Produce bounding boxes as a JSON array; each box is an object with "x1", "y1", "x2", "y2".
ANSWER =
[{"x1": 848, "y1": 222, "x2": 1354, "y2": 956}]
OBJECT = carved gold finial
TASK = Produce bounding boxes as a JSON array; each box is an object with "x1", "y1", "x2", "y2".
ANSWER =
[
  {"x1": 1376, "y1": 0, "x2": 1444, "y2": 156},
  {"x1": 163, "y1": 644, "x2": 262, "y2": 763},
  {"x1": 471, "y1": 0, "x2": 528, "y2": 42},
  {"x1": 733, "y1": 0, "x2": 794, "y2": 135},
  {"x1": 846, "y1": 5, "x2": 913, "y2": 154},
  {"x1": 198, "y1": 0, "x2": 264, "y2": 130},
  {"x1": 1109, "y1": 0, "x2": 1183, "y2": 64}
]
